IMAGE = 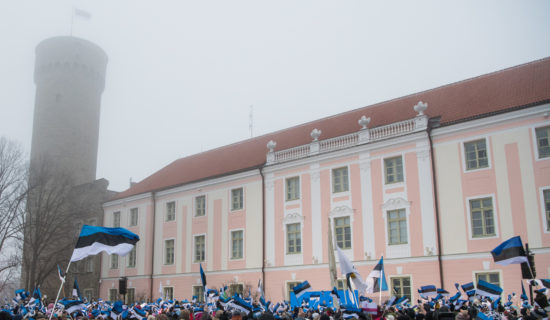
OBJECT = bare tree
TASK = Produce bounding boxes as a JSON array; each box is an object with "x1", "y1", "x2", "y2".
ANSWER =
[
  {"x1": 0, "y1": 137, "x2": 27, "y2": 294},
  {"x1": 21, "y1": 155, "x2": 78, "y2": 294}
]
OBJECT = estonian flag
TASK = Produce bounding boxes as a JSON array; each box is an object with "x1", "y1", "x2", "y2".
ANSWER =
[
  {"x1": 57, "y1": 264, "x2": 66, "y2": 282},
  {"x1": 437, "y1": 288, "x2": 450, "y2": 296},
  {"x1": 491, "y1": 236, "x2": 528, "y2": 265},
  {"x1": 418, "y1": 285, "x2": 437, "y2": 299},
  {"x1": 70, "y1": 225, "x2": 139, "y2": 262},
  {"x1": 521, "y1": 281, "x2": 528, "y2": 301},
  {"x1": 231, "y1": 294, "x2": 253, "y2": 314},
  {"x1": 200, "y1": 263, "x2": 207, "y2": 288},
  {"x1": 476, "y1": 279, "x2": 502, "y2": 299},
  {"x1": 461, "y1": 282, "x2": 475, "y2": 292},
  {"x1": 73, "y1": 278, "x2": 81, "y2": 299},
  {"x1": 60, "y1": 299, "x2": 86, "y2": 315},
  {"x1": 293, "y1": 281, "x2": 312, "y2": 299},
  {"x1": 365, "y1": 257, "x2": 388, "y2": 293}
]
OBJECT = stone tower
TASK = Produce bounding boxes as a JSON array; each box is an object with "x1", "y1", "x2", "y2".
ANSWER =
[
  {"x1": 30, "y1": 36, "x2": 108, "y2": 185},
  {"x1": 23, "y1": 37, "x2": 110, "y2": 299}
]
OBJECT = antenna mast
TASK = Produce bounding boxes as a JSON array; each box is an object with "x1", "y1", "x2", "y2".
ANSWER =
[{"x1": 249, "y1": 105, "x2": 253, "y2": 138}]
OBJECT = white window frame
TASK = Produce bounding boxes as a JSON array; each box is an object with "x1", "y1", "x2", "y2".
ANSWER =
[
  {"x1": 164, "y1": 238, "x2": 175, "y2": 265},
  {"x1": 230, "y1": 187, "x2": 245, "y2": 211},
  {"x1": 285, "y1": 222, "x2": 302, "y2": 255},
  {"x1": 473, "y1": 270, "x2": 502, "y2": 288},
  {"x1": 163, "y1": 287, "x2": 174, "y2": 300},
  {"x1": 109, "y1": 288, "x2": 118, "y2": 301},
  {"x1": 285, "y1": 280, "x2": 302, "y2": 301},
  {"x1": 539, "y1": 186, "x2": 550, "y2": 234},
  {"x1": 389, "y1": 274, "x2": 413, "y2": 300},
  {"x1": 193, "y1": 233, "x2": 206, "y2": 263},
  {"x1": 126, "y1": 288, "x2": 135, "y2": 304},
  {"x1": 331, "y1": 166, "x2": 350, "y2": 194},
  {"x1": 466, "y1": 194, "x2": 499, "y2": 240},
  {"x1": 285, "y1": 176, "x2": 301, "y2": 202},
  {"x1": 192, "y1": 285, "x2": 205, "y2": 302},
  {"x1": 194, "y1": 195, "x2": 207, "y2": 217},
  {"x1": 460, "y1": 136, "x2": 492, "y2": 173},
  {"x1": 110, "y1": 254, "x2": 118, "y2": 269},
  {"x1": 386, "y1": 208, "x2": 409, "y2": 245},
  {"x1": 165, "y1": 201, "x2": 176, "y2": 222},
  {"x1": 83, "y1": 288, "x2": 93, "y2": 302},
  {"x1": 113, "y1": 211, "x2": 121, "y2": 228},
  {"x1": 229, "y1": 229, "x2": 245, "y2": 260},
  {"x1": 129, "y1": 207, "x2": 139, "y2": 226},
  {"x1": 532, "y1": 124, "x2": 550, "y2": 161},
  {"x1": 384, "y1": 155, "x2": 405, "y2": 185},
  {"x1": 328, "y1": 206, "x2": 354, "y2": 253},
  {"x1": 127, "y1": 245, "x2": 137, "y2": 268},
  {"x1": 85, "y1": 257, "x2": 94, "y2": 273}
]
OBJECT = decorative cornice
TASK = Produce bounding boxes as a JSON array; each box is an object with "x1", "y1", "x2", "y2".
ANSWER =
[{"x1": 381, "y1": 197, "x2": 411, "y2": 211}]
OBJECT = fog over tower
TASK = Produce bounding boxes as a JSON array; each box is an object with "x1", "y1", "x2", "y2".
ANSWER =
[{"x1": 31, "y1": 36, "x2": 107, "y2": 185}]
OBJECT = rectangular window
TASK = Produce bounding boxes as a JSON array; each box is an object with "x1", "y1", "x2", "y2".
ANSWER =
[
  {"x1": 127, "y1": 246, "x2": 136, "y2": 268},
  {"x1": 334, "y1": 217, "x2": 351, "y2": 249},
  {"x1": 336, "y1": 279, "x2": 347, "y2": 291},
  {"x1": 464, "y1": 139, "x2": 489, "y2": 170},
  {"x1": 195, "y1": 196, "x2": 206, "y2": 216},
  {"x1": 332, "y1": 167, "x2": 349, "y2": 193},
  {"x1": 193, "y1": 286, "x2": 204, "y2": 302},
  {"x1": 126, "y1": 288, "x2": 135, "y2": 305},
  {"x1": 86, "y1": 257, "x2": 94, "y2": 273},
  {"x1": 113, "y1": 211, "x2": 120, "y2": 228},
  {"x1": 231, "y1": 230, "x2": 243, "y2": 259},
  {"x1": 387, "y1": 209, "x2": 408, "y2": 245},
  {"x1": 385, "y1": 156, "x2": 404, "y2": 184},
  {"x1": 286, "y1": 281, "x2": 301, "y2": 300},
  {"x1": 194, "y1": 235, "x2": 205, "y2": 262},
  {"x1": 536, "y1": 126, "x2": 550, "y2": 158},
  {"x1": 286, "y1": 177, "x2": 300, "y2": 201},
  {"x1": 130, "y1": 208, "x2": 138, "y2": 226},
  {"x1": 391, "y1": 277, "x2": 412, "y2": 300},
  {"x1": 470, "y1": 197, "x2": 495, "y2": 238},
  {"x1": 110, "y1": 255, "x2": 118, "y2": 269},
  {"x1": 84, "y1": 289, "x2": 93, "y2": 302},
  {"x1": 109, "y1": 289, "x2": 117, "y2": 302},
  {"x1": 286, "y1": 223, "x2": 302, "y2": 254},
  {"x1": 231, "y1": 188, "x2": 244, "y2": 211},
  {"x1": 545, "y1": 189, "x2": 550, "y2": 231},
  {"x1": 228, "y1": 283, "x2": 244, "y2": 297},
  {"x1": 475, "y1": 272, "x2": 500, "y2": 287},
  {"x1": 164, "y1": 239, "x2": 174, "y2": 265},
  {"x1": 166, "y1": 201, "x2": 176, "y2": 221},
  {"x1": 163, "y1": 287, "x2": 174, "y2": 301}
]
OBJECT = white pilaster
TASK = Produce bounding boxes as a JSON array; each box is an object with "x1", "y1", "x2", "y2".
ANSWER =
[
  {"x1": 265, "y1": 173, "x2": 275, "y2": 267},
  {"x1": 416, "y1": 140, "x2": 437, "y2": 255},
  {"x1": 359, "y1": 153, "x2": 375, "y2": 260},
  {"x1": 310, "y1": 163, "x2": 323, "y2": 263}
]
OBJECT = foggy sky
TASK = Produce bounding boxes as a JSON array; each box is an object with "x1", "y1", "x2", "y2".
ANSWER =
[{"x1": 1, "y1": 1, "x2": 549, "y2": 192}]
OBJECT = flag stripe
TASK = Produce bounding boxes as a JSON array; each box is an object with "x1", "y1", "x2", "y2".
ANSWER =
[
  {"x1": 70, "y1": 242, "x2": 135, "y2": 262},
  {"x1": 75, "y1": 231, "x2": 138, "y2": 248}
]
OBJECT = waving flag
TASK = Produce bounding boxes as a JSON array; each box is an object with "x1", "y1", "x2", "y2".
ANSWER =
[
  {"x1": 200, "y1": 263, "x2": 207, "y2": 288},
  {"x1": 293, "y1": 281, "x2": 312, "y2": 299},
  {"x1": 60, "y1": 299, "x2": 86, "y2": 315},
  {"x1": 70, "y1": 225, "x2": 139, "y2": 262},
  {"x1": 491, "y1": 236, "x2": 528, "y2": 265},
  {"x1": 418, "y1": 285, "x2": 437, "y2": 299},
  {"x1": 57, "y1": 264, "x2": 66, "y2": 282},
  {"x1": 73, "y1": 278, "x2": 81, "y2": 299},
  {"x1": 365, "y1": 257, "x2": 388, "y2": 293},
  {"x1": 336, "y1": 246, "x2": 367, "y2": 294},
  {"x1": 476, "y1": 279, "x2": 502, "y2": 299},
  {"x1": 521, "y1": 281, "x2": 528, "y2": 301}
]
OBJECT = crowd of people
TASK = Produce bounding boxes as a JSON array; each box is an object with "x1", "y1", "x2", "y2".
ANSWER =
[{"x1": 1, "y1": 285, "x2": 550, "y2": 320}]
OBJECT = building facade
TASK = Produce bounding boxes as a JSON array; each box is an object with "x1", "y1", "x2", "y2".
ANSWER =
[{"x1": 100, "y1": 58, "x2": 550, "y2": 303}]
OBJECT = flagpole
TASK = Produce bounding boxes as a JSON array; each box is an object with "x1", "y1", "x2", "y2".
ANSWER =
[{"x1": 48, "y1": 261, "x2": 72, "y2": 320}]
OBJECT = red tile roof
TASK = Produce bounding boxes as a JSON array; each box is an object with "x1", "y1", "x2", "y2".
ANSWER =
[{"x1": 113, "y1": 57, "x2": 550, "y2": 200}]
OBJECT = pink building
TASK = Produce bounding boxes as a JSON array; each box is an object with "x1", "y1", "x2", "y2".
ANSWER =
[{"x1": 100, "y1": 58, "x2": 550, "y2": 303}]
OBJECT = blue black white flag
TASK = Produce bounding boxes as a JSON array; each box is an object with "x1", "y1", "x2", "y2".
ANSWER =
[
  {"x1": 491, "y1": 236, "x2": 528, "y2": 265},
  {"x1": 60, "y1": 299, "x2": 86, "y2": 315},
  {"x1": 57, "y1": 264, "x2": 66, "y2": 282},
  {"x1": 461, "y1": 282, "x2": 475, "y2": 292},
  {"x1": 437, "y1": 288, "x2": 450, "y2": 296},
  {"x1": 449, "y1": 291, "x2": 461, "y2": 303},
  {"x1": 200, "y1": 263, "x2": 207, "y2": 288},
  {"x1": 293, "y1": 281, "x2": 312, "y2": 299},
  {"x1": 70, "y1": 225, "x2": 139, "y2": 262},
  {"x1": 418, "y1": 285, "x2": 437, "y2": 299},
  {"x1": 73, "y1": 278, "x2": 81, "y2": 299},
  {"x1": 366, "y1": 257, "x2": 388, "y2": 293},
  {"x1": 476, "y1": 279, "x2": 502, "y2": 299},
  {"x1": 230, "y1": 294, "x2": 253, "y2": 314}
]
